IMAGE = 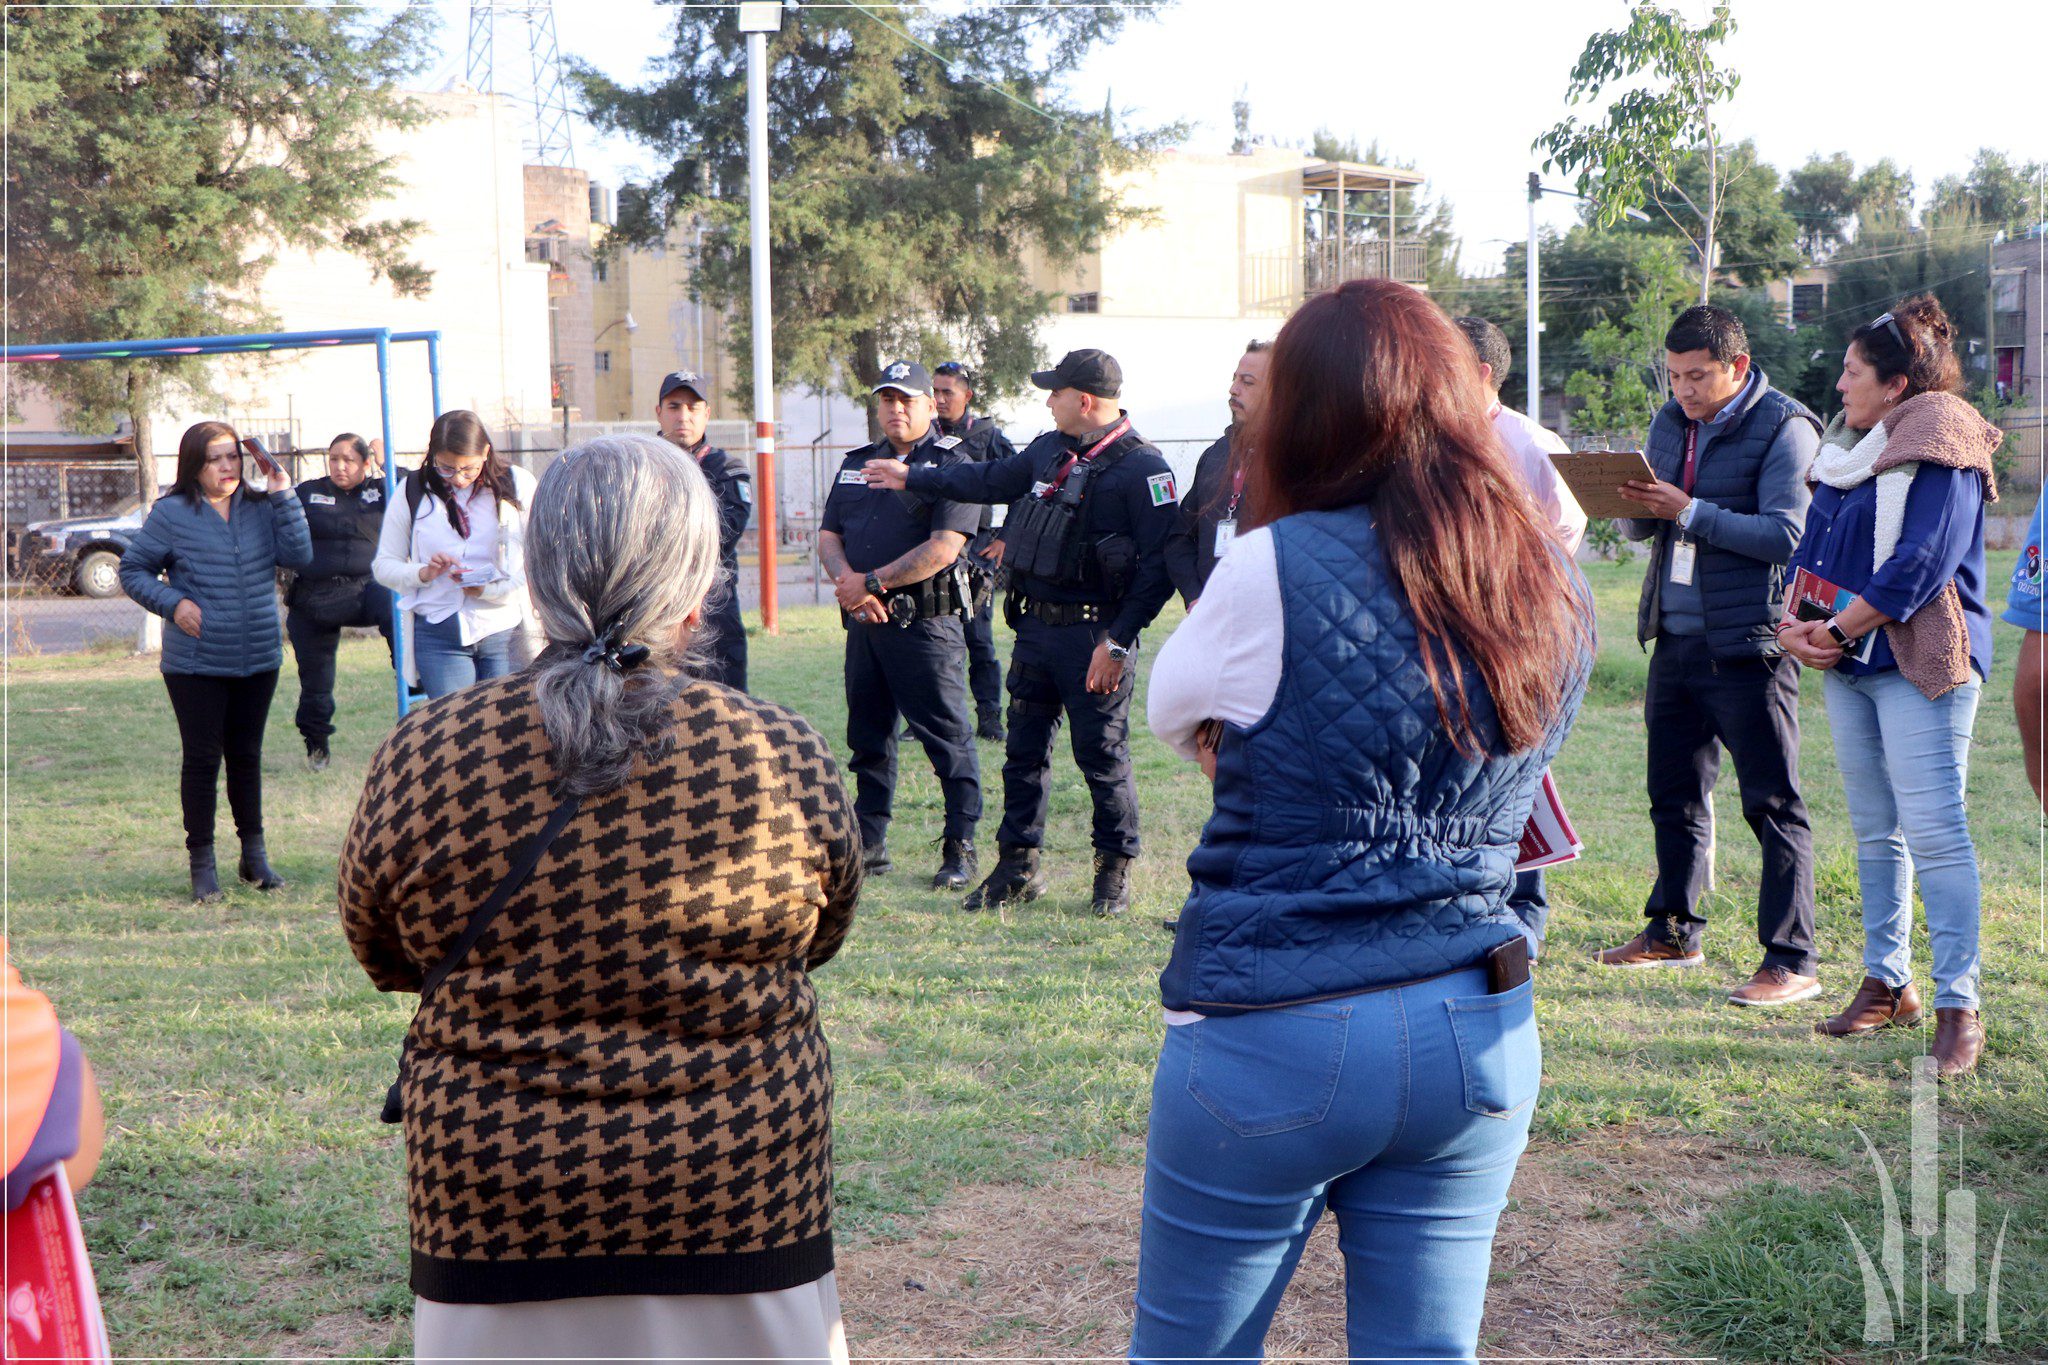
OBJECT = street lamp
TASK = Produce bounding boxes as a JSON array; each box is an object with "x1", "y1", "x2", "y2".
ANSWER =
[
  {"x1": 740, "y1": 0, "x2": 782, "y2": 633},
  {"x1": 1525, "y1": 173, "x2": 1651, "y2": 422},
  {"x1": 594, "y1": 312, "x2": 639, "y2": 341}
]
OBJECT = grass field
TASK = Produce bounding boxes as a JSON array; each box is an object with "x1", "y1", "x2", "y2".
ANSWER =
[{"x1": 7, "y1": 556, "x2": 2046, "y2": 1361}]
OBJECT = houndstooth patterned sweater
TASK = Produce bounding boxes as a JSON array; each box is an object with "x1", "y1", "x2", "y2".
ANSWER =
[{"x1": 338, "y1": 673, "x2": 861, "y2": 1304}]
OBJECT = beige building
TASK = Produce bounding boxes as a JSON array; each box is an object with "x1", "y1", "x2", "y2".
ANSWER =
[{"x1": 590, "y1": 219, "x2": 735, "y2": 424}]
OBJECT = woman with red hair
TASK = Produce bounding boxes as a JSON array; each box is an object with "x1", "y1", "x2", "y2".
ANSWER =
[{"x1": 1136, "y1": 279, "x2": 1593, "y2": 1360}]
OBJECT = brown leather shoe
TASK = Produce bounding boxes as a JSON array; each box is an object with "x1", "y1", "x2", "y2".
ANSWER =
[
  {"x1": 1932, "y1": 1008, "x2": 1984, "y2": 1079},
  {"x1": 1594, "y1": 930, "x2": 1705, "y2": 969},
  {"x1": 1816, "y1": 976, "x2": 1924, "y2": 1037},
  {"x1": 1728, "y1": 964, "x2": 1822, "y2": 1007}
]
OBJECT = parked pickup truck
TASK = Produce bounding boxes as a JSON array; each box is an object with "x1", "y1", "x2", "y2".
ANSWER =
[{"x1": 12, "y1": 493, "x2": 162, "y2": 598}]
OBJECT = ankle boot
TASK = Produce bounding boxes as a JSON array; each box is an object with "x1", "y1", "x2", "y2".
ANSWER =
[
  {"x1": 1090, "y1": 851, "x2": 1133, "y2": 918},
  {"x1": 931, "y1": 837, "x2": 977, "y2": 892},
  {"x1": 238, "y1": 835, "x2": 286, "y2": 891},
  {"x1": 190, "y1": 846, "x2": 224, "y2": 904},
  {"x1": 963, "y1": 844, "x2": 1046, "y2": 912},
  {"x1": 1932, "y1": 1008, "x2": 1984, "y2": 1079}
]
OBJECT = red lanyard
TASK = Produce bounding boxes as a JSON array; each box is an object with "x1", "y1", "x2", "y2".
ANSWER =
[
  {"x1": 1681, "y1": 424, "x2": 1700, "y2": 495},
  {"x1": 1039, "y1": 417, "x2": 1132, "y2": 499},
  {"x1": 1224, "y1": 462, "x2": 1246, "y2": 518}
]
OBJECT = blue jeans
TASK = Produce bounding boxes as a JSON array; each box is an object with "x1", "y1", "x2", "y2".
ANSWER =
[
  {"x1": 1823, "y1": 669, "x2": 1983, "y2": 1010},
  {"x1": 1130, "y1": 967, "x2": 1538, "y2": 1363},
  {"x1": 412, "y1": 611, "x2": 517, "y2": 700}
]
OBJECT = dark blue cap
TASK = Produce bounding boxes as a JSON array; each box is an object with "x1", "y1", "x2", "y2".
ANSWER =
[{"x1": 871, "y1": 360, "x2": 932, "y2": 397}]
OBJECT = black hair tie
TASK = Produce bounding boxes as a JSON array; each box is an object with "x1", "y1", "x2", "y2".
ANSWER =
[{"x1": 582, "y1": 622, "x2": 651, "y2": 672}]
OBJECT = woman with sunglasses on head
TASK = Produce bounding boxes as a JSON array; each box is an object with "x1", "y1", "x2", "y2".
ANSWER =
[
  {"x1": 119, "y1": 421, "x2": 313, "y2": 901},
  {"x1": 373, "y1": 410, "x2": 536, "y2": 700},
  {"x1": 1778, "y1": 295, "x2": 2000, "y2": 1077},
  {"x1": 286, "y1": 432, "x2": 395, "y2": 769},
  {"x1": 1135, "y1": 280, "x2": 1593, "y2": 1361}
]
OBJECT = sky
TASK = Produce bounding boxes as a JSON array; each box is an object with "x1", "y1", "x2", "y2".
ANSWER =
[{"x1": 418, "y1": 0, "x2": 2048, "y2": 274}]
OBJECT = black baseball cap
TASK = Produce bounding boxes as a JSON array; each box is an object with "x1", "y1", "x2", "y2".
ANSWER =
[
  {"x1": 658, "y1": 371, "x2": 709, "y2": 402},
  {"x1": 871, "y1": 360, "x2": 932, "y2": 397},
  {"x1": 1031, "y1": 349, "x2": 1121, "y2": 398}
]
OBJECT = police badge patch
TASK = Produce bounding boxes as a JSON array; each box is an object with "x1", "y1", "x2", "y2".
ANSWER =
[{"x1": 1147, "y1": 472, "x2": 1177, "y2": 506}]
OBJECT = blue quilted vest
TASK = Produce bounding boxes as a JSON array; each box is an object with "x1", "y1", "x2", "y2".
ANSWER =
[
  {"x1": 1157, "y1": 505, "x2": 1589, "y2": 1015},
  {"x1": 1634, "y1": 373, "x2": 1820, "y2": 658}
]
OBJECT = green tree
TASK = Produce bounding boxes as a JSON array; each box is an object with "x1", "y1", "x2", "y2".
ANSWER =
[
  {"x1": 1627, "y1": 139, "x2": 1799, "y2": 284},
  {"x1": 574, "y1": 5, "x2": 1174, "y2": 418},
  {"x1": 1536, "y1": 2, "x2": 1741, "y2": 303},
  {"x1": 1558, "y1": 237, "x2": 1693, "y2": 445},
  {"x1": 1930, "y1": 148, "x2": 2048, "y2": 234},
  {"x1": 1853, "y1": 159, "x2": 1916, "y2": 221},
  {"x1": 1306, "y1": 132, "x2": 1462, "y2": 288},
  {"x1": 1784, "y1": 152, "x2": 1858, "y2": 259},
  {"x1": 4, "y1": 6, "x2": 436, "y2": 503}
]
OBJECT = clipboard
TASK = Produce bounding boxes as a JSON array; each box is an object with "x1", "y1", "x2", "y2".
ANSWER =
[{"x1": 1547, "y1": 450, "x2": 1658, "y2": 519}]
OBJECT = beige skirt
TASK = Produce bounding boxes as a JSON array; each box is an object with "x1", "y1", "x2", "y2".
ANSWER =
[{"x1": 413, "y1": 1272, "x2": 846, "y2": 1363}]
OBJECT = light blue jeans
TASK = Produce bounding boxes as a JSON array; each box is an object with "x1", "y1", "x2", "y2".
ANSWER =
[
  {"x1": 1823, "y1": 669, "x2": 1982, "y2": 1011},
  {"x1": 413, "y1": 611, "x2": 517, "y2": 700},
  {"x1": 1129, "y1": 967, "x2": 1538, "y2": 1363}
]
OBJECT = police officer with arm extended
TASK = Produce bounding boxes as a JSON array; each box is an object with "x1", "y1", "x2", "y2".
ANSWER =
[
  {"x1": 655, "y1": 371, "x2": 753, "y2": 691},
  {"x1": 864, "y1": 348, "x2": 1178, "y2": 918},
  {"x1": 932, "y1": 360, "x2": 1017, "y2": 741},
  {"x1": 820, "y1": 361, "x2": 983, "y2": 890}
]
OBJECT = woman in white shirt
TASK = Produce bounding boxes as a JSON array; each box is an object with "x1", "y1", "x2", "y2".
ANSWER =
[{"x1": 373, "y1": 410, "x2": 536, "y2": 699}]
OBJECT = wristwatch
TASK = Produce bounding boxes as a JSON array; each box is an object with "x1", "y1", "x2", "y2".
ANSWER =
[
  {"x1": 1105, "y1": 639, "x2": 1132, "y2": 662},
  {"x1": 864, "y1": 571, "x2": 885, "y2": 599},
  {"x1": 1824, "y1": 618, "x2": 1857, "y2": 650}
]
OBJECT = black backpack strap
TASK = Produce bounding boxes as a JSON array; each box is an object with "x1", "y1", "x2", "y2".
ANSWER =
[{"x1": 417, "y1": 791, "x2": 584, "y2": 1000}]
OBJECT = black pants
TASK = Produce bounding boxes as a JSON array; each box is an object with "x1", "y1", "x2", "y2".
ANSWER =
[
  {"x1": 1642, "y1": 633, "x2": 1817, "y2": 974},
  {"x1": 997, "y1": 615, "x2": 1139, "y2": 858},
  {"x1": 965, "y1": 594, "x2": 1002, "y2": 721},
  {"x1": 702, "y1": 589, "x2": 749, "y2": 692},
  {"x1": 163, "y1": 670, "x2": 279, "y2": 852},
  {"x1": 285, "y1": 579, "x2": 394, "y2": 748},
  {"x1": 845, "y1": 615, "x2": 980, "y2": 847}
]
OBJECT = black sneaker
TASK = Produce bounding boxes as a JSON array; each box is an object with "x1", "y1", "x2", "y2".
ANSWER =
[
  {"x1": 977, "y1": 712, "x2": 1007, "y2": 743},
  {"x1": 862, "y1": 843, "x2": 892, "y2": 876},
  {"x1": 1090, "y1": 851, "x2": 1133, "y2": 918},
  {"x1": 307, "y1": 747, "x2": 330, "y2": 773},
  {"x1": 931, "y1": 838, "x2": 977, "y2": 891},
  {"x1": 963, "y1": 844, "x2": 1046, "y2": 912}
]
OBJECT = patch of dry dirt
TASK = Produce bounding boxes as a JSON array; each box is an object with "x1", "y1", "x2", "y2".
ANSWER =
[{"x1": 840, "y1": 1129, "x2": 1836, "y2": 1360}]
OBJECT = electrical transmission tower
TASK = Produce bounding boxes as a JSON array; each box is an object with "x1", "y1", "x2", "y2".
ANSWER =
[{"x1": 466, "y1": 2, "x2": 577, "y2": 167}]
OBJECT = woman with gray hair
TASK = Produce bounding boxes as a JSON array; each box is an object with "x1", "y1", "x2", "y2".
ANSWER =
[{"x1": 340, "y1": 435, "x2": 862, "y2": 1360}]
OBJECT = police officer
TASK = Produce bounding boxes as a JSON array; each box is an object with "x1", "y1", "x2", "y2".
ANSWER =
[
  {"x1": 932, "y1": 360, "x2": 1017, "y2": 740},
  {"x1": 1162, "y1": 340, "x2": 1269, "y2": 607},
  {"x1": 285, "y1": 432, "x2": 393, "y2": 770},
  {"x1": 820, "y1": 360, "x2": 984, "y2": 889},
  {"x1": 656, "y1": 371, "x2": 754, "y2": 690},
  {"x1": 864, "y1": 348, "x2": 1177, "y2": 918}
]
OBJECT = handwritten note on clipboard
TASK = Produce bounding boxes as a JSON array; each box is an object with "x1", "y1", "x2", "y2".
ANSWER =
[{"x1": 1547, "y1": 450, "x2": 1658, "y2": 520}]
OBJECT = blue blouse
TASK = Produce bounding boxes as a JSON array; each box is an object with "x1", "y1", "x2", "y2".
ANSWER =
[{"x1": 1788, "y1": 464, "x2": 1990, "y2": 680}]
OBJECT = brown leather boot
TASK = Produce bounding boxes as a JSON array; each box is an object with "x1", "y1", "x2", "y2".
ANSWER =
[
  {"x1": 1932, "y1": 1008, "x2": 1984, "y2": 1079},
  {"x1": 1594, "y1": 929, "x2": 1704, "y2": 969},
  {"x1": 1816, "y1": 976, "x2": 1923, "y2": 1036},
  {"x1": 1727, "y1": 964, "x2": 1821, "y2": 1008}
]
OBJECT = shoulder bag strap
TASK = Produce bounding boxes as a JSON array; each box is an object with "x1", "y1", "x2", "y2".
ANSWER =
[{"x1": 416, "y1": 791, "x2": 584, "y2": 1001}]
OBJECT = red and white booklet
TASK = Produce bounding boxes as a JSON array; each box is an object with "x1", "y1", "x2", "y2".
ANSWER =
[
  {"x1": 1516, "y1": 769, "x2": 1582, "y2": 872},
  {"x1": 1781, "y1": 567, "x2": 1878, "y2": 664},
  {"x1": 3, "y1": 1167, "x2": 111, "y2": 1363}
]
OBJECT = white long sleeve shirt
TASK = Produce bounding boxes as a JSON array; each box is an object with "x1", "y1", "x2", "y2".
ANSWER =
[
  {"x1": 1491, "y1": 404, "x2": 1587, "y2": 556},
  {"x1": 372, "y1": 466, "x2": 536, "y2": 681}
]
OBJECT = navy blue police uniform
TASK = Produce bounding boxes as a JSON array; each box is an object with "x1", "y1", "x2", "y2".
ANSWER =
[
  {"x1": 683, "y1": 436, "x2": 753, "y2": 691},
  {"x1": 286, "y1": 472, "x2": 394, "y2": 760},
  {"x1": 822, "y1": 419, "x2": 985, "y2": 872},
  {"x1": 901, "y1": 351, "x2": 1177, "y2": 915},
  {"x1": 938, "y1": 410, "x2": 1017, "y2": 734}
]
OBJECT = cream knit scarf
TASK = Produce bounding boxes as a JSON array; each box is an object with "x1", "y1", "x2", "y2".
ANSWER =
[{"x1": 1809, "y1": 411, "x2": 1916, "y2": 568}]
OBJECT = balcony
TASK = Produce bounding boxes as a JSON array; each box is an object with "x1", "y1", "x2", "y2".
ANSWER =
[
  {"x1": 1996, "y1": 310, "x2": 2029, "y2": 349},
  {"x1": 1306, "y1": 239, "x2": 1429, "y2": 293}
]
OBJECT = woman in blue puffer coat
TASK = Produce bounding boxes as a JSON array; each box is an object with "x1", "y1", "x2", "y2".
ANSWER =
[{"x1": 120, "y1": 421, "x2": 312, "y2": 902}]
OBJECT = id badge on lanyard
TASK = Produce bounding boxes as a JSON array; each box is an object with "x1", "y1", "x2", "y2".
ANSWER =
[
  {"x1": 1671, "y1": 424, "x2": 1699, "y2": 586},
  {"x1": 1213, "y1": 464, "x2": 1246, "y2": 559}
]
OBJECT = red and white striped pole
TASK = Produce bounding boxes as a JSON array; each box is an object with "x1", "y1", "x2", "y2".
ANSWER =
[{"x1": 741, "y1": 1, "x2": 780, "y2": 633}]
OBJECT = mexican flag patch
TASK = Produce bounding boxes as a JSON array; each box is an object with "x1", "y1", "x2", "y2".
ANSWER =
[{"x1": 1147, "y1": 471, "x2": 1177, "y2": 506}]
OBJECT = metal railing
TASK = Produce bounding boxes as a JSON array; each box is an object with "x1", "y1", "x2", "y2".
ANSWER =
[{"x1": 1304, "y1": 239, "x2": 1430, "y2": 292}]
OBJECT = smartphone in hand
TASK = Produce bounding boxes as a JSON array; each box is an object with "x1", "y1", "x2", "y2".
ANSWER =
[{"x1": 240, "y1": 437, "x2": 282, "y2": 479}]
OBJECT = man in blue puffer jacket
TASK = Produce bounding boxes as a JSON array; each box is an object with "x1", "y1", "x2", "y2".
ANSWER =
[{"x1": 120, "y1": 421, "x2": 312, "y2": 902}]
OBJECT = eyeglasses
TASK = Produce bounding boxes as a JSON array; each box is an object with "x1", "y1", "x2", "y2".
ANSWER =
[{"x1": 1868, "y1": 312, "x2": 1909, "y2": 354}]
